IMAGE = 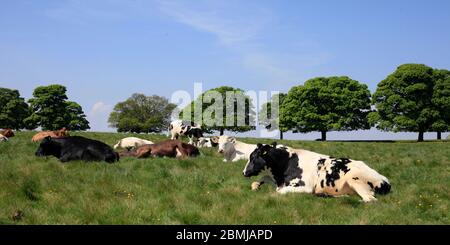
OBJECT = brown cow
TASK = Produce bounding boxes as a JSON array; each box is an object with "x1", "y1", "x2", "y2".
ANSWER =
[
  {"x1": 0, "y1": 129, "x2": 14, "y2": 138},
  {"x1": 120, "y1": 140, "x2": 200, "y2": 158},
  {"x1": 32, "y1": 127, "x2": 70, "y2": 142}
]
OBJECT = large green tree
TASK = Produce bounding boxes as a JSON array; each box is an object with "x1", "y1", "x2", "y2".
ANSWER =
[
  {"x1": 0, "y1": 88, "x2": 32, "y2": 129},
  {"x1": 431, "y1": 69, "x2": 450, "y2": 140},
  {"x1": 369, "y1": 64, "x2": 443, "y2": 142},
  {"x1": 181, "y1": 86, "x2": 256, "y2": 135},
  {"x1": 281, "y1": 76, "x2": 372, "y2": 141},
  {"x1": 108, "y1": 93, "x2": 176, "y2": 133},
  {"x1": 25, "y1": 84, "x2": 90, "y2": 130},
  {"x1": 259, "y1": 93, "x2": 286, "y2": 139}
]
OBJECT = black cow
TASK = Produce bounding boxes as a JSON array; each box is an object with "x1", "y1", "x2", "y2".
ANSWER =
[{"x1": 35, "y1": 136, "x2": 119, "y2": 163}]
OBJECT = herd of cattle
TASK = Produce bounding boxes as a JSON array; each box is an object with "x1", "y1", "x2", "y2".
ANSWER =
[{"x1": 0, "y1": 119, "x2": 391, "y2": 202}]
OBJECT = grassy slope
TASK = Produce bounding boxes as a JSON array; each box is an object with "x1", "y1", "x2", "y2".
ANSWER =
[{"x1": 0, "y1": 131, "x2": 448, "y2": 224}]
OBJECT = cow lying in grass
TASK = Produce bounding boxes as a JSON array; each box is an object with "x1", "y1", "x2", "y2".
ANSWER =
[
  {"x1": 120, "y1": 140, "x2": 200, "y2": 158},
  {"x1": 113, "y1": 137, "x2": 154, "y2": 151},
  {"x1": 243, "y1": 143, "x2": 391, "y2": 202},
  {"x1": 32, "y1": 127, "x2": 70, "y2": 142},
  {"x1": 217, "y1": 135, "x2": 257, "y2": 162},
  {"x1": 35, "y1": 136, "x2": 119, "y2": 163}
]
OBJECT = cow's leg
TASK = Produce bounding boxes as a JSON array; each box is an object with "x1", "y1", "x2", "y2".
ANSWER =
[
  {"x1": 252, "y1": 175, "x2": 276, "y2": 190},
  {"x1": 347, "y1": 180, "x2": 377, "y2": 202},
  {"x1": 276, "y1": 186, "x2": 313, "y2": 194}
]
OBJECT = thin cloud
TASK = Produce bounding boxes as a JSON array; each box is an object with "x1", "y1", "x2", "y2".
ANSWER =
[{"x1": 157, "y1": 0, "x2": 272, "y2": 46}]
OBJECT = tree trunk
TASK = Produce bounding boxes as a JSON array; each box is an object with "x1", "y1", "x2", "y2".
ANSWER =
[
  {"x1": 321, "y1": 131, "x2": 327, "y2": 141},
  {"x1": 280, "y1": 131, "x2": 284, "y2": 140},
  {"x1": 418, "y1": 131, "x2": 424, "y2": 142},
  {"x1": 437, "y1": 131, "x2": 442, "y2": 140},
  {"x1": 220, "y1": 128, "x2": 224, "y2": 136}
]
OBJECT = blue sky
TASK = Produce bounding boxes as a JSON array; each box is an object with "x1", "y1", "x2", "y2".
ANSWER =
[{"x1": 1, "y1": 0, "x2": 449, "y2": 139}]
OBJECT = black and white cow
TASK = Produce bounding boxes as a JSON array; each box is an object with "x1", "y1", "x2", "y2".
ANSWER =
[
  {"x1": 243, "y1": 143, "x2": 391, "y2": 202},
  {"x1": 35, "y1": 136, "x2": 119, "y2": 163},
  {"x1": 168, "y1": 120, "x2": 203, "y2": 146},
  {"x1": 197, "y1": 136, "x2": 219, "y2": 148}
]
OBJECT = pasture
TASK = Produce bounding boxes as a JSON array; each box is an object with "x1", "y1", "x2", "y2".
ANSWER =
[{"x1": 0, "y1": 131, "x2": 448, "y2": 224}]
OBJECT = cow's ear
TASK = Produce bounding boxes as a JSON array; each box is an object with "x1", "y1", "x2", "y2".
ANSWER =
[
  {"x1": 271, "y1": 142, "x2": 277, "y2": 147},
  {"x1": 257, "y1": 143, "x2": 263, "y2": 149}
]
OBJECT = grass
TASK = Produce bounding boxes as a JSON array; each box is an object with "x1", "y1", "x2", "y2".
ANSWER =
[{"x1": 0, "y1": 131, "x2": 449, "y2": 224}]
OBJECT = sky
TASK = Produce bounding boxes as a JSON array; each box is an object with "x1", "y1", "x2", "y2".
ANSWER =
[{"x1": 1, "y1": 0, "x2": 449, "y2": 140}]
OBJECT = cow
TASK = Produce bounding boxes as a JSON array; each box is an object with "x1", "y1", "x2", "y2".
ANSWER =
[
  {"x1": 0, "y1": 129, "x2": 14, "y2": 138},
  {"x1": 113, "y1": 137, "x2": 154, "y2": 151},
  {"x1": 120, "y1": 139, "x2": 200, "y2": 158},
  {"x1": 168, "y1": 120, "x2": 203, "y2": 146},
  {"x1": 35, "y1": 136, "x2": 119, "y2": 163},
  {"x1": 243, "y1": 143, "x2": 391, "y2": 202},
  {"x1": 32, "y1": 127, "x2": 70, "y2": 142},
  {"x1": 197, "y1": 136, "x2": 219, "y2": 148},
  {"x1": 217, "y1": 135, "x2": 257, "y2": 162}
]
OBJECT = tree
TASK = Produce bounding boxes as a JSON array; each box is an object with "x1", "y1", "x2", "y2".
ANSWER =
[
  {"x1": 26, "y1": 84, "x2": 90, "y2": 130},
  {"x1": 281, "y1": 76, "x2": 372, "y2": 141},
  {"x1": 431, "y1": 69, "x2": 450, "y2": 140},
  {"x1": 369, "y1": 64, "x2": 440, "y2": 142},
  {"x1": 180, "y1": 86, "x2": 256, "y2": 135},
  {"x1": 259, "y1": 93, "x2": 286, "y2": 139},
  {"x1": 0, "y1": 88, "x2": 32, "y2": 129},
  {"x1": 108, "y1": 93, "x2": 176, "y2": 133}
]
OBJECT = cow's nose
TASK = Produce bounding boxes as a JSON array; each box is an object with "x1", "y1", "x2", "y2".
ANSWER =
[{"x1": 218, "y1": 149, "x2": 224, "y2": 153}]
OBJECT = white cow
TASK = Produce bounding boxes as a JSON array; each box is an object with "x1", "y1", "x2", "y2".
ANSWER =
[
  {"x1": 113, "y1": 137, "x2": 154, "y2": 150},
  {"x1": 243, "y1": 143, "x2": 391, "y2": 202},
  {"x1": 217, "y1": 135, "x2": 257, "y2": 162}
]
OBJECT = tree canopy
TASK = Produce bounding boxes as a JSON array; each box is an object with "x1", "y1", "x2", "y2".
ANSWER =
[
  {"x1": 25, "y1": 84, "x2": 89, "y2": 130},
  {"x1": 180, "y1": 86, "x2": 256, "y2": 135},
  {"x1": 108, "y1": 93, "x2": 176, "y2": 133},
  {"x1": 431, "y1": 69, "x2": 450, "y2": 139},
  {"x1": 281, "y1": 76, "x2": 372, "y2": 141},
  {"x1": 369, "y1": 64, "x2": 444, "y2": 141},
  {"x1": 0, "y1": 87, "x2": 32, "y2": 130}
]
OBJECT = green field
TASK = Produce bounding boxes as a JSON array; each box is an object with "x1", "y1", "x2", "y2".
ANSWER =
[{"x1": 0, "y1": 131, "x2": 449, "y2": 224}]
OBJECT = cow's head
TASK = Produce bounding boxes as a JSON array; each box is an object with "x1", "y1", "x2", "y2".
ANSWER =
[
  {"x1": 243, "y1": 143, "x2": 274, "y2": 177},
  {"x1": 217, "y1": 135, "x2": 236, "y2": 153},
  {"x1": 35, "y1": 136, "x2": 60, "y2": 157},
  {"x1": 188, "y1": 127, "x2": 203, "y2": 138}
]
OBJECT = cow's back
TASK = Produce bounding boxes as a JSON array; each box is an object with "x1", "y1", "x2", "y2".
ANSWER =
[{"x1": 54, "y1": 136, "x2": 119, "y2": 163}]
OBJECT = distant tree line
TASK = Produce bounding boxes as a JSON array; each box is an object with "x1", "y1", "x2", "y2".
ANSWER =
[
  {"x1": 0, "y1": 84, "x2": 89, "y2": 131},
  {"x1": 2, "y1": 63, "x2": 448, "y2": 141},
  {"x1": 264, "y1": 63, "x2": 449, "y2": 141}
]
